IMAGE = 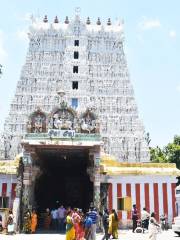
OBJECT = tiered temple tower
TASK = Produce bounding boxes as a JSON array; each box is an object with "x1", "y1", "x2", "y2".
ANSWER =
[{"x1": 1, "y1": 14, "x2": 150, "y2": 162}]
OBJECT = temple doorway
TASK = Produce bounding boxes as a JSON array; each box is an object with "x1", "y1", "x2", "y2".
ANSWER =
[{"x1": 34, "y1": 148, "x2": 93, "y2": 212}]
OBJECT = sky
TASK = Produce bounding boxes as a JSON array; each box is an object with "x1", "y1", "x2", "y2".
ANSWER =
[{"x1": 0, "y1": 0, "x2": 179, "y2": 147}]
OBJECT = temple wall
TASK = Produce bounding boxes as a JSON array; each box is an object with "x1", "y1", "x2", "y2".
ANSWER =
[
  {"x1": 106, "y1": 175, "x2": 177, "y2": 227},
  {"x1": 0, "y1": 174, "x2": 17, "y2": 208}
]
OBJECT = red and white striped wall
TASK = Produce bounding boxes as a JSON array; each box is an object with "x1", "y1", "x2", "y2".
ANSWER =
[
  {"x1": 0, "y1": 174, "x2": 17, "y2": 208},
  {"x1": 107, "y1": 175, "x2": 176, "y2": 224}
]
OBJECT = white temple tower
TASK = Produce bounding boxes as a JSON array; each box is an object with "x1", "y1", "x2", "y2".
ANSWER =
[{"x1": 1, "y1": 14, "x2": 150, "y2": 162}]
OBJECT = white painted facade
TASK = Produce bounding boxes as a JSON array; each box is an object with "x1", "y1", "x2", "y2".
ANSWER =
[{"x1": 106, "y1": 175, "x2": 176, "y2": 225}]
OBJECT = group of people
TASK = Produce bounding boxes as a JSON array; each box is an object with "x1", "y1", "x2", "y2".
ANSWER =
[
  {"x1": 132, "y1": 204, "x2": 167, "y2": 240},
  {"x1": 0, "y1": 204, "x2": 168, "y2": 240},
  {"x1": 23, "y1": 205, "x2": 67, "y2": 233},
  {"x1": 0, "y1": 209, "x2": 16, "y2": 234},
  {"x1": 23, "y1": 209, "x2": 38, "y2": 233},
  {"x1": 65, "y1": 207, "x2": 119, "y2": 240}
]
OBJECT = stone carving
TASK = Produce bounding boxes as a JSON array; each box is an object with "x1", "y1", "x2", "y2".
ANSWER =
[
  {"x1": 27, "y1": 110, "x2": 46, "y2": 133},
  {"x1": 80, "y1": 109, "x2": 98, "y2": 133},
  {"x1": 49, "y1": 106, "x2": 76, "y2": 130},
  {"x1": 1, "y1": 15, "x2": 150, "y2": 162}
]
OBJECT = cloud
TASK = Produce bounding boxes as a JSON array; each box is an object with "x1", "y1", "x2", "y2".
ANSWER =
[
  {"x1": 138, "y1": 17, "x2": 161, "y2": 31},
  {"x1": 169, "y1": 30, "x2": 176, "y2": 38},
  {"x1": 0, "y1": 30, "x2": 8, "y2": 64},
  {"x1": 16, "y1": 29, "x2": 28, "y2": 42}
]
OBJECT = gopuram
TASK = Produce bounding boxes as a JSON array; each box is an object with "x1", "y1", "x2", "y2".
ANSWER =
[{"x1": 0, "y1": 13, "x2": 179, "y2": 228}]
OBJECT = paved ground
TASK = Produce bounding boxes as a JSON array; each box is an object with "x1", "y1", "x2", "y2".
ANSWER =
[{"x1": 0, "y1": 230, "x2": 179, "y2": 240}]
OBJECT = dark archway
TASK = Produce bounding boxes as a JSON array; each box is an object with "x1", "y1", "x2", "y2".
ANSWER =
[{"x1": 34, "y1": 148, "x2": 93, "y2": 213}]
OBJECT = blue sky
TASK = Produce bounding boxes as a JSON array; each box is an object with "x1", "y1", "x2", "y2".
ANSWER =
[{"x1": 0, "y1": 0, "x2": 179, "y2": 147}]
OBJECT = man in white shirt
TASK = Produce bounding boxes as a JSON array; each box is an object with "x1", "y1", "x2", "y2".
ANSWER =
[
  {"x1": 141, "y1": 207, "x2": 150, "y2": 230},
  {"x1": 51, "y1": 208, "x2": 58, "y2": 231}
]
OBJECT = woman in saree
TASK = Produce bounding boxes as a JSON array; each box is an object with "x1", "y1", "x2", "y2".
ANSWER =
[
  {"x1": 75, "y1": 209, "x2": 85, "y2": 240},
  {"x1": 148, "y1": 212, "x2": 160, "y2": 240},
  {"x1": 66, "y1": 210, "x2": 75, "y2": 240},
  {"x1": 31, "y1": 209, "x2": 38, "y2": 233},
  {"x1": 108, "y1": 209, "x2": 118, "y2": 239},
  {"x1": 44, "y1": 208, "x2": 51, "y2": 230}
]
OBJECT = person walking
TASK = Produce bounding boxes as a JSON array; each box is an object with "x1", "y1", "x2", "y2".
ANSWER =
[
  {"x1": 88, "y1": 207, "x2": 97, "y2": 240},
  {"x1": 31, "y1": 209, "x2": 38, "y2": 233},
  {"x1": 108, "y1": 209, "x2": 118, "y2": 239},
  {"x1": 148, "y1": 212, "x2": 160, "y2": 240},
  {"x1": 101, "y1": 209, "x2": 109, "y2": 240},
  {"x1": 132, "y1": 204, "x2": 138, "y2": 233},
  {"x1": 141, "y1": 207, "x2": 150, "y2": 230}
]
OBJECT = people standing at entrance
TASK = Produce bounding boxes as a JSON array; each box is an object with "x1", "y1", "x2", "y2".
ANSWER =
[
  {"x1": 77, "y1": 209, "x2": 85, "y2": 240},
  {"x1": 51, "y1": 208, "x2": 58, "y2": 231},
  {"x1": 44, "y1": 208, "x2": 51, "y2": 230},
  {"x1": 101, "y1": 209, "x2": 109, "y2": 240},
  {"x1": 31, "y1": 209, "x2": 38, "y2": 233},
  {"x1": 57, "y1": 205, "x2": 66, "y2": 232},
  {"x1": 72, "y1": 208, "x2": 85, "y2": 240},
  {"x1": 132, "y1": 204, "x2": 138, "y2": 233},
  {"x1": 148, "y1": 212, "x2": 160, "y2": 240},
  {"x1": 23, "y1": 209, "x2": 31, "y2": 234},
  {"x1": 141, "y1": 207, "x2": 150, "y2": 230},
  {"x1": 84, "y1": 212, "x2": 93, "y2": 240},
  {"x1": 7, "y1": 210, "x2": 15, "y2": 235},
  {"x1": 66, "y1": 210, "x2": 75, "y2": 240},
  {"x1": 108, "y1": 209, "x2": 118, "y2": 239},
  {"x1": 72, "y1": 208, "x2": 81, "y2": 239},
  {"x1": 88, "y1": 207, "x2": 97, "y2": 240}
]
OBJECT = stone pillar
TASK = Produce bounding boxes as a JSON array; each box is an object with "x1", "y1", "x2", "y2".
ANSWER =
[
  {"x1": 23, "y1": 165, "x2": 32, "y2": 210},
  {"x1": 30, "y1": 165, "x2": 41, "y2": 208},
  {"x1": 100, "y1": 183, "x2": 110, "y2": 211},
  {"x1": 93, "y1": 149, "x2": 101, "y2": 210}
]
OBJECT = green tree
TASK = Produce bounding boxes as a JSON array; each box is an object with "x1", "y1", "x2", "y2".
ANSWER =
[
  {"x1": 150, "y1": 146, "x2": 167, "y2": 163},
  {"x1": 150, "y1": 135, "x2": 180, "y2": 169},
  {"x1": 164, "y1": 135, "x2": 180, "y2": 168}
]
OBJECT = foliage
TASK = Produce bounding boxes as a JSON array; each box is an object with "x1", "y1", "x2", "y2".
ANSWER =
[{"x1": 150, "y1": 135, "x2": 180, "y2": 168}]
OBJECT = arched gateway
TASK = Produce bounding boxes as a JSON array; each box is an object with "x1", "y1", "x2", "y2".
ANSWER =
[{"x1": 19, "y1": 103, "x2": 102, "y2": 216}]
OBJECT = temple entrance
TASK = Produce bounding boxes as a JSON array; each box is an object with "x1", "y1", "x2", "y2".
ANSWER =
[{"x1": 34, "y1": 148, "x2": 93, "y2": 212}]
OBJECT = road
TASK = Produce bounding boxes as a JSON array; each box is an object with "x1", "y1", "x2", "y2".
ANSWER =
[{"x1": 0, "y1": 230, "x2": 179, "y2": 239}]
